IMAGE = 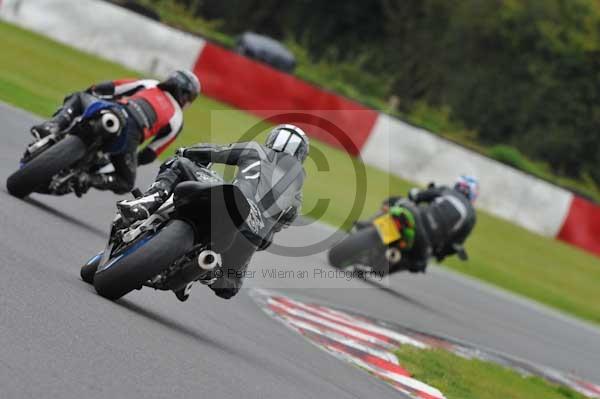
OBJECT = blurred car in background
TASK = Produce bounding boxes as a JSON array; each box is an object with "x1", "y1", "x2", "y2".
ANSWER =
[{"x1": 236, "y1": 32, "x2": 296, "y2": 73}]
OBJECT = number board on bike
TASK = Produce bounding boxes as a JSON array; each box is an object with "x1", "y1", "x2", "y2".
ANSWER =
[{"x1": 373, "y1": 214, "x2": 401, "y2": 245}]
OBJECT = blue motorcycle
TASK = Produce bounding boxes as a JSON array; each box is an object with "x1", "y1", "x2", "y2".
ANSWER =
[
  {"x1": 7, "y1": 100, "x2": 129, "y2": 198},
  {"x1": 81, "y1": 172, "x2": 251, "y2": 301}
]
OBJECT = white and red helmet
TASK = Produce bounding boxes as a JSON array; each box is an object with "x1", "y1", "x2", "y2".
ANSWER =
[{"x1": 158, "y1": 70, "x2": 201, "y2": 108}]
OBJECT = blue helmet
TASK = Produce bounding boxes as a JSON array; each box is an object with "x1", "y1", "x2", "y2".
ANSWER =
[{"x1": 454, "y1": 175, "x2": 479, "y2": 203}]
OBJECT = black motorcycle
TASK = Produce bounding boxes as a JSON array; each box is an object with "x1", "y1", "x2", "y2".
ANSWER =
[
  {"x1": 328, "y1": 210, "x2": 410, "y2": 274},
  {"x1": 328, "y1": 205, "x2": 468, "y2": 274},
  {"x1": 81, "y1": 166, "x2": 251, "y2": 300},
  {"x1": 6, "y1": 100, "x2": 128, "y2": 198}
]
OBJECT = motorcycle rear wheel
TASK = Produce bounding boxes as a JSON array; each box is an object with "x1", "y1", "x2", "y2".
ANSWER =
[
  {"x1": 93, "y1": 220, "x2": 195, "y2": 300},
  {"x1": 6, "y1": 135, "x2": 86, "y2": 198},
  {"x1": 327, "y1": 226, "x2": 383, "y2": 269}
]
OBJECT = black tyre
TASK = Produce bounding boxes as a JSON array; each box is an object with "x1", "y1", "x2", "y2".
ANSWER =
[
  {"x1": 6, "y1": 135, "x2": 86, "y2": 198},
  {"x1": 328, "y1": 226, "x2": 383, "y2": 269},
  {"x1": 93, "y1": 220, "x2": 195, "y2": 300}
]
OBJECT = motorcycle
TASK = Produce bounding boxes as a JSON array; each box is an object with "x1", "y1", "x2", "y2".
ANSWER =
[
  {"x1": 328, "y1": 203, "x2": 468, "y2": 275},
  {"x1": 6, "y1": 100, "x2": 128, "y2": 198},
  {"x1": 80, "y1": 166, "x2": 251, "y2": 300},
  {"x1": 328, "y1": 210, "x2": 411, "y2": 274}
]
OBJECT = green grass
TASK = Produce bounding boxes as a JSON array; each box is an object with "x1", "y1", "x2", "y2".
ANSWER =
[
  {"x1": 1, "y1": 20, "x2": 600, "y2": 323},
  {"x1": 395, "y1": 346, "x2": 590, "y2": 399}
]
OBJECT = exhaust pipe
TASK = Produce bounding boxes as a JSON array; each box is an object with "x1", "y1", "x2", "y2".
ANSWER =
[
  {"x1": 165, "y1": 250, "x2": 222, "y2": 292},
  {"x1": 385, "y1": 247, "x2": 402, "y2": 264},
  {"x1": 101, "y1": 111, "x2": 122, "y2": 134},
  {"x1": 197, "y1": 250, "x2": 221, "y2": 271}
]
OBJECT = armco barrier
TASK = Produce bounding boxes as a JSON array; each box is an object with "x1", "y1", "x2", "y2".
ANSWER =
[
  {"x1": 360, "y1": 114, "x2": 574, "y2": 238},
  {"x1": 194, "y1": 43, "x2": 378, "y2": 155},
  {"x1": 2, "y1": 0, "x2": 600, "y2": 255},
  {"x1": 0, "y1": 0, "x2": 204, "y2": 78}
]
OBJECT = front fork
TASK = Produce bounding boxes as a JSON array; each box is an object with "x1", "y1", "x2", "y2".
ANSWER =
[{"x1": 98, "y1": 200, "x2": 171, "y2": 271}]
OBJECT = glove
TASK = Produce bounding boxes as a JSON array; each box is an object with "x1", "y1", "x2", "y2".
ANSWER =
[
  {"x1": 86, "y1": 82, "x2": 117, "y2": 99},
  {"x1": 275, "y1": 207, "x2": 297, "y2": 230},
  {"x1": 175, "y1": 147, "x2": 187, "y2": 157}
]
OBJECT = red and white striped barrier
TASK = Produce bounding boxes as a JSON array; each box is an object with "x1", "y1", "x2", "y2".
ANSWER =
[
  {"x1": 558, "y1": 196, "x2": 600, "y2": 256},
  {"x1": 1, "y1": 0, "x2": 599, "y2": 256},
  {"x1": 192, "y1": 43, "x2": 379, "y2": 155},
  {"x1": 253, "y1": 290, "x2": 600, "y2": 399}
]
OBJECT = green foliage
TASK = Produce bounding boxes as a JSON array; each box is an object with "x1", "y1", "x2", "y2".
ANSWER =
[
  {"x1": 406, "y1": 102, "x2": 456, "y2": 136},
  {"x1": 285, "y1": 39, "x2": 393, "y2": 112},
  {"x1": 120, "y1": 0, "x2": 235, "y2": 46},
  {"x1": 405, "y1": 102, "x2": 482, "y2": 147},
  {"x1": 487, "y1": 145, "x2": 600, "y2": 200},
  {"x1": 394, "y1": 346, "x2": 591, "y2": 399},
  {"x1": 488, "y1": 145, "x2": 548, "y2": 177}
]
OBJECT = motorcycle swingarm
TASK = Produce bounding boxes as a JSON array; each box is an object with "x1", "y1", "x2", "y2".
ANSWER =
[{"x1": 142, "y1": 244, "x2": 212, "y2": 292}]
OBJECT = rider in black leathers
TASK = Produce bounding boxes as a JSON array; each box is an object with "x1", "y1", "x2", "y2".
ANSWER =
[
  {"x1": 117, "y1": 124, "x2": 309, "y2": 299},
  {"x1": 382, "y1": 175, "x2": 478, "y2": 274}
]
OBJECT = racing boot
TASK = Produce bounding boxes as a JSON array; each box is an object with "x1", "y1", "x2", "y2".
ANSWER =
[
  {"x1": 30, "y1": 108, "x2": 74, "y2": 140},
  {"x1": 117, "y1": 186, "x2": 169, "y2": 224},
  {"x1": 74, "y1": 173, "x2": 116, "y2": 197}
]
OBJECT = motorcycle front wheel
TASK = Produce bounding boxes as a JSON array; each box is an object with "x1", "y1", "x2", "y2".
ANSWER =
[
  {"x1": 6, "y1": 135, "x2": 86, "y2": 198},
  {"x1": 93, "y1": 220, "x2": 195, "y2": 300}
]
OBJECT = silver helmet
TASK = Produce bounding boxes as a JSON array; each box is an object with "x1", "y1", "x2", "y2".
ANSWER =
[{"x1": 265, "y1": 124, "x2": 310, "y2": 162}]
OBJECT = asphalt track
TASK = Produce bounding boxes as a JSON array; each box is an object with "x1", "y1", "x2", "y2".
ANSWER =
[{"x1": 1, "y1": 102, "x2": 599, "y2": 398}]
